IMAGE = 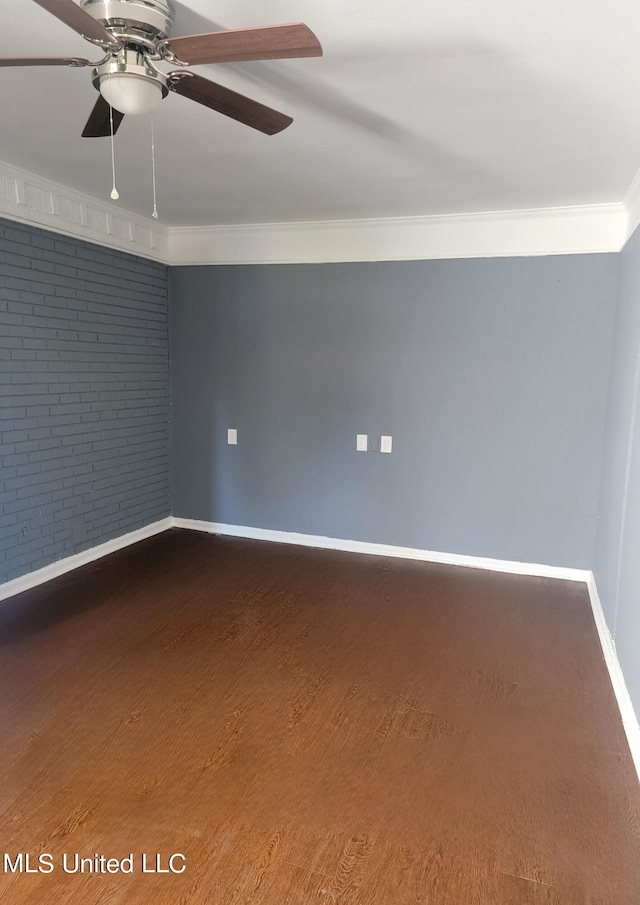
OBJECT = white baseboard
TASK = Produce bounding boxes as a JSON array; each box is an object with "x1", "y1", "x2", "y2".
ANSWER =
[
  {"x1": 0, "y1": 517, "x2": 588, "y2": 604},
  {"x1": 0, "y1": 517, "x2": 173, "y2": 603},
  {"x1": 586, "y1": 573, "x2": 640, "y2": 782},
  {"x1": 171, "y1": 517, "x2": 589, "y2": 582}
]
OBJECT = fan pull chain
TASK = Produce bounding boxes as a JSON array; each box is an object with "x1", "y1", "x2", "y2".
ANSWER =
[
  {"x1": 151, "y1": 114, "x2": 159, "y2": 219},
  {"x1": 109, "y1": 79, "x2": 119, "y2": 201}
]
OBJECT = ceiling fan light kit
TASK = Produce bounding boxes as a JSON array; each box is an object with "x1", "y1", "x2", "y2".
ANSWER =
[
  {"x1": 96, "y1": 49, "x2": 168, "y2": 115},
  {"x1": 99, "y1": 72, "x2": 164, "y2": 115}
]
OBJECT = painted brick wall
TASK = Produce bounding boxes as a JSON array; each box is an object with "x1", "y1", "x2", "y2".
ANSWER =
[{"x1": 0, "y1": 217, "x2": 170, "y2": 583}]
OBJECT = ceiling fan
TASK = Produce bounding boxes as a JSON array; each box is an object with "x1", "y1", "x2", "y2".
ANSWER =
[{"x1": 0, "y1": 0, "x2": 323, "y2": 137}]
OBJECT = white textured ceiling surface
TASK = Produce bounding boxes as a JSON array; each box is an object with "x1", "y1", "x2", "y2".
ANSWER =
[{"x1": 2, "y1": 0, "x2": 640, "y2": 226}]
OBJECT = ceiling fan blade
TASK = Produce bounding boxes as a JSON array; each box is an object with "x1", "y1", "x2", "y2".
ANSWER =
[
  {"x1": 0, "y1": 56, "x2": 91, "y2": 67},
  {"x1": 33, "y1": 0, "x2": 115, "y2": 44},
  {"x1": 82, "y1": 95, "x2": 124, "y2": 138},
  {"x1": 161, "y1": 23, "x2": 322, "y2": 65},
  {"x1": 168, "y1": 72, "x2": 293, "y2": 135}
]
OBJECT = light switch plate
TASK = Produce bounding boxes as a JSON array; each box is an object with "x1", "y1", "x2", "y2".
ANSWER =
[
  {"x1": 227, "y1": 428, "x2": 238, "y2": 445},
  {"x1": 356, "y1": 434, "x2": 368, "y2": 452},
  {"x1": 381, "y1": 435, "x2": 392, "y2": 453}
]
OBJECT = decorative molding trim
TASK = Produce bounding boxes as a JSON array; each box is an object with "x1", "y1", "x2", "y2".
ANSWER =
[
  {"x1": 586, "y1": 572, "x2": 640, "y2": 782},
  {"x1": 0, "y1": 517, "x2": 173, "y2": 603},
  {"x1": 167, "y1": 204, "x2": 627, "y2": 266},
  {"x1": 0, "y1": 158, "x2": 630, "y2": 264},
  {"x1": 0, "y1": 158, "x2": 169, "y2": 262},
  {"x1": 171, "y1": 517, "x2": 590, "y2": 582}
]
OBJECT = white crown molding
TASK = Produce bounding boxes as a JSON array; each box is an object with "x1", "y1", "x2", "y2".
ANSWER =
[
  {"x1": 0, "y1": 517, "x2": 172, "y2": 603},
  {"x1": 0, "y1": 158, "x2": 168, "y2": 262},
  {"x1": 167, "y1": 204, "x2": 627, "y2": 266},
  {"x1": 0, "y1": 158, "x2": 630, "y2": 264},
  {"x1": 586, "y1": 573, "x2": 640, "y2": 783},
  {"x1": 171, "y1": 517, "x2": 590, "y2": 582}
]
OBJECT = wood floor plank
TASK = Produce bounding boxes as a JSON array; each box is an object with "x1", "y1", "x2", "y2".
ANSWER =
[{"x1": 0, "y1": 529, "x2": 638, "y2": 903}]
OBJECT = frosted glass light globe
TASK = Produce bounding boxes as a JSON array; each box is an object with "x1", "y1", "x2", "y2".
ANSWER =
[{"x1": 100, "y1": 74, "x2": 163, "y2": 116}]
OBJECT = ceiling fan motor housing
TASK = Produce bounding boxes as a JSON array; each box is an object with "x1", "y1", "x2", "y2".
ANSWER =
[{"x1": 80, "y1": 0, "x2": 175, "y2": 44}]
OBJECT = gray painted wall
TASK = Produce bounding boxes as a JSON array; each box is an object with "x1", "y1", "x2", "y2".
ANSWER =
[
  {"x1": 170, "y1": 255, "x2": 618, "y2": 568},
  {"x1": 0, "y1": 218, "x2": 170, "y2": 583},
  {"x1": 594, "y1": 224, "x2": 640, "y2": 713}
]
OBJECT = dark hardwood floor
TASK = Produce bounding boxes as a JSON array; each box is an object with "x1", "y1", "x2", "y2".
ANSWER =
[{"x1": 0, "y1": 529, "x2": 638, "y2": 903}]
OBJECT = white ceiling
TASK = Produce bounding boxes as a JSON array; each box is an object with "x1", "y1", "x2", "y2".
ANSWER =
[{"x1": 3, "y1": 0, "x2": 640, "y2": 228}]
